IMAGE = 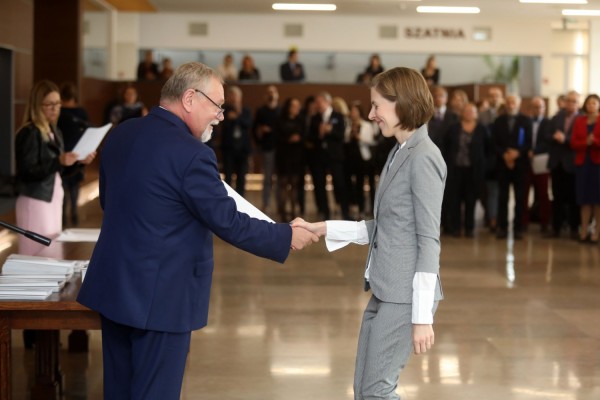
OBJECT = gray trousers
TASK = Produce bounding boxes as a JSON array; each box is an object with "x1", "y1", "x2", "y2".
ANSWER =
[{"x1": 354, "y1": 295, "x2": 438, "y2": 400}]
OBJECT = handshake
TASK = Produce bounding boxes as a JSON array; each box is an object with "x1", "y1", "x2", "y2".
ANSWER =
[{"x1": 289, "y1": 218, "x2": 327, "y2": 251}]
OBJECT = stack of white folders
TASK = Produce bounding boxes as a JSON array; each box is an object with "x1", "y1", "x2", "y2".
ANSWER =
[{"x1": 0, "y1": 254, "x2": 88, "y2": 300}]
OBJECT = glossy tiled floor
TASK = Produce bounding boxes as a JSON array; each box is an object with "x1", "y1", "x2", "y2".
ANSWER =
[{"x1": 4, "y1": 183, "x2": 600, "y2": 399}]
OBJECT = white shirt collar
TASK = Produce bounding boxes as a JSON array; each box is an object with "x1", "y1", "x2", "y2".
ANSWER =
[{"x1": 322, "y1": 106, "x2": 333, "y2": 122}]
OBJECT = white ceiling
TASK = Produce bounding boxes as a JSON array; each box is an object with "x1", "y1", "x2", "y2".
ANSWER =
[{"x1": 147, "y1": 0, "x2": 599, "y2": 19}]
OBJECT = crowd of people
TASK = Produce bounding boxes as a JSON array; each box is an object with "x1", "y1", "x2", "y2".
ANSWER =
[
  {"x1": 207, "y1": 82, "x2": 600, "y2": 244},
  {"x1": 137, "y1": 49, "x2": 440, "y2": 86},
  {"x1": 430, "y1": 86, "x2": 600, "y2": 243},
  {"x1": 22, "y1": 52, "x2": 599, "y2": 245},
  {"x1": 138, "y1": 49, "x2": 307, "y2": 84},
  {"x1": 209, "y1": 84, "x2": 394, "y2": 223}
]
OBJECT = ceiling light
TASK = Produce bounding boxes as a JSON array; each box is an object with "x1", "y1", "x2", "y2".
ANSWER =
[
  {"x1": 416, "y1": 6, "x2": 480, "y2": 14},
  {"x1": 562, "y1": 8, "x2": 600, "y2": 15},
  {"x1": 272, "y1": 3, "x2": 337, "y2": 11},
  {"x1": 520, "y1": 0, "x2": 587, "y2": 4}
]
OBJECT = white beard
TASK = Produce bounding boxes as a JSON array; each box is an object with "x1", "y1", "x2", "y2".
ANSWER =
[{"x1": 200, "y1": 126, "x2": 213, "y2": 143}]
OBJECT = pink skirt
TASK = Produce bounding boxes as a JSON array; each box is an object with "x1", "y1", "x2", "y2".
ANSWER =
[{"x1": 15, "y1": 173, "x2": 64, "y2": 256}]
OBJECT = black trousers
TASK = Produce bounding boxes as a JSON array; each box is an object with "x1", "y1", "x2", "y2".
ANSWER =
[
  {"x1": 551, "y1": 164, "x2": 579, "y2": 234},
  {"x1": 449, "y1": 166, "x2": 477, "y2": 233},
  {"x1": 309, "y1": 151, "x2": 349, "y2": 219},
  {"x1": 498, "y1": 165, "x2": 526, "y2": 232},
  {"x1": 346, "y1": 158, "x2": 376, "y2": 214},
  {"x1": 223, "y1": 150, "x2": 249, "y2": 197},
  {"x1": 62, "y1": 174, "x2": 82, "y2": 224}
]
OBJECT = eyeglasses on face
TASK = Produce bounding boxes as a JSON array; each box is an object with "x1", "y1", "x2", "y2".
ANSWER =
[
  {"x1": 194, "y1": 89, "x2": 224, "y2": 116},
  {"x1": 41, "y1": 102, "x2": 61, "y2": 109}
]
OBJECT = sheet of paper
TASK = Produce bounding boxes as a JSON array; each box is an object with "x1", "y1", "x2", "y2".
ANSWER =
[
  {"x1": 532, "y1": 153, "x2": 549, "y2": 175},
  {"x1": 56, "y1": 229, "x2": 101, "y2": 242},
  {"x1": 72, "y1": 123, "x2": 112, "y2": 160},
  {"x1": 223, "y1": 181, "x2": 274, "y2": 223}
]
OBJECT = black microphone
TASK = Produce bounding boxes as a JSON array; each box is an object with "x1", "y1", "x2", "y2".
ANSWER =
[{"x1": 0, "y1": 221, "x2": 52, "y2": 246}]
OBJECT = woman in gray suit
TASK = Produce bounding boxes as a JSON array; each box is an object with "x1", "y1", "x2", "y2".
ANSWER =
[{"x1": 294, "y1": 67, "x2": 446, "y2": 400}]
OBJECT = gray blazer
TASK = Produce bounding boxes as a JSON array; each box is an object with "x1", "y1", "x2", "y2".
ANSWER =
[{"x1": 365, "y1": 125, "x2": 446, "y2": 304}]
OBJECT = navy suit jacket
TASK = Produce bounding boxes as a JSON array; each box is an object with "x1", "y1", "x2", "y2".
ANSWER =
[
  {"x1": 427, "y1": 109, "x2": 458, "y2": 150},
  {"x1": 492, "y1": 113, "x2": 532, "y2": 170},
  {"x1": 308, "y1": 110, "x2": 346, "y2": 162},
  {"x1": 78, "y1": 107, "x2": 292, "y2": 333},
  {"x1": 280, "y1": 62, "x2": 305, "y2": 82},
  {"x1": 531, "y1": 116, "x2": 553, "y2": 154}
]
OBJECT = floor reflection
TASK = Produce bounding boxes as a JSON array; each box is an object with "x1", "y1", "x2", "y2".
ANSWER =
[{"x1": 6, "y1": 188, "x2": 600, "y2": 399}]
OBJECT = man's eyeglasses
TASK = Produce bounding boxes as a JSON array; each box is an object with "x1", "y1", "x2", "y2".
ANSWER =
[{"x1": 194, "y1": 90, "x2": 224, "y2": 116}]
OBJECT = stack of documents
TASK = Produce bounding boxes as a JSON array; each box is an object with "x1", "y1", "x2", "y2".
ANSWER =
[
  {"x1": 0, "y1": 288, "x2": 54, "y2": 300},
  {"x1": 0, "y1": 276, "x2": 66, "y2": 292},
  {"x1": 0, "y1": 254, "x2": 88, "y2": 300},
  {"x1": 2, "y1": 254, "x2": 87, "y2": 275}
]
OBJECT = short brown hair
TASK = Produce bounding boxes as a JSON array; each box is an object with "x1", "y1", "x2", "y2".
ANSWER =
[{"x1": 371, "y1": 67, "x2": 434, "y2": 131}]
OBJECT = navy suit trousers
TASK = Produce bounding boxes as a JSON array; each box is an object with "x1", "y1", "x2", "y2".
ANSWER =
[{"x1": 101, "y1": 316, "x2": 191, "y2": 400}]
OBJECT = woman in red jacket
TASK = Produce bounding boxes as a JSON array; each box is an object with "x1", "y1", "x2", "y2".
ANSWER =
[{"x1": 570, "y1": 94, "x2": 600, "y2": 243}]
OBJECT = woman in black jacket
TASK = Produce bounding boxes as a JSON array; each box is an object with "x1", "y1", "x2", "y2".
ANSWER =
[
  {"x1": 444, "y1": 102, "x2": 487, "y2": 237},
  {"x1": 15, "y1": 80, "x2": 95, "y2": 256}
]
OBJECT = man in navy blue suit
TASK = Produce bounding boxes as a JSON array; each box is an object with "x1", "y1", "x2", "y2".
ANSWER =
[{"x1": 77, "y1": 62, "x2": 318, "y2": 400}]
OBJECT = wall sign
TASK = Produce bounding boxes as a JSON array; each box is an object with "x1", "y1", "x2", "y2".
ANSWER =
[{"x1": 404, "y1": 27, "x2": 466, "y2": 39}]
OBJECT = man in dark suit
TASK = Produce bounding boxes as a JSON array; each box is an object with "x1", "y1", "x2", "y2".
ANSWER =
[
  {"x1": 428, "y1": 85, "x2": 458, "y2": 233},
  {"x1": 546, "y1": 90, "x2": 580, "y2": 239},
  {"x1": 280, "y1": 49, "x2": 306, "y2": 82},
  {"x1": 307, "y1": 91, "x2": 350, "y2": 220},
  {"x1": 493, "y1": 94, "x2": 532, "y2": 239},
  {"x1": 220, "y1": 85, "x2": 253, "y2": 197},
  {"x1": 77, "y1": 62, "x2": 318, "y2": 400},
  {"x1": 428, "y1": 86, "x2": 458, "y2": 150},
  {"x1": 522, "y1": 96, "x2": 553, "y2": 232},
  {"x1": 253, "y1": 85, "x2": 281, "y2": 210}
]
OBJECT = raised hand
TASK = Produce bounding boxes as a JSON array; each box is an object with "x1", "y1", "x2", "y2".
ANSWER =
[
  {"x1": 290, "y1": 226, "x2": 319, "y2": 250},
  {"x1": 290, "y1": 218, "x2": 327, "y2": 237}
]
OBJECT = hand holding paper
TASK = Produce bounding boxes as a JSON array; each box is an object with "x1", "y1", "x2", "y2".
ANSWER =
[{"x1": 72, "y1": 123, "x2": 112, "y2": 161}]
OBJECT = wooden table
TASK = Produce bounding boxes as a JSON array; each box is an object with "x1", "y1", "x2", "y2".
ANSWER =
[{"x1": 0, "y1": 242, "x2": 100, "y2": 400}]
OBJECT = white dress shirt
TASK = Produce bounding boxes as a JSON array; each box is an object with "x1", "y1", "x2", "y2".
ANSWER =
[{"x1": 358, "y1": 120, "x2": 376, "y2": 161}]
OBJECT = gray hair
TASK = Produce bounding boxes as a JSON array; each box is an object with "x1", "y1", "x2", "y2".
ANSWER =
[
  {"x1": 316, "y1": 91, "x2": 332, "y2": 104},
  {"x1": 160, "y1": 62, "x2": 221, "y2": 103},
  {"x1": 506, "y1": 93, "x2": 522, "y2": 103}
]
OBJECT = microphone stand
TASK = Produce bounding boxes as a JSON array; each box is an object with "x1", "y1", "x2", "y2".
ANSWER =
[{"x1": 0, "y1": 220, "x2": 52, "y2": 246}]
